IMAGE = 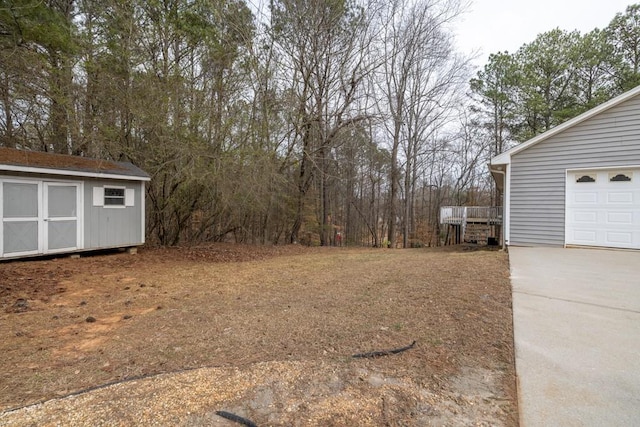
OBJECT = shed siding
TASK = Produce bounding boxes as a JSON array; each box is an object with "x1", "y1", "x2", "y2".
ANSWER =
[
  {"x1": 510, "y1": 94, "x2": 640, "y2": 246},
  {"x1": 84, "y1": 179, "x2": 144, "y2": 248}
]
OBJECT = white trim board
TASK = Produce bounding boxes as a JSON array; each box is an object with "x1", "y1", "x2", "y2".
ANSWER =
[{"x1": 0, "y1": 164, "x2": 150, "y2": 182}]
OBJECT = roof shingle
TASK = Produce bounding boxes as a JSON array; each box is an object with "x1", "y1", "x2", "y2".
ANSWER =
[{"x1": 0, "y1": 148, "x2": 149, "y2": 180}]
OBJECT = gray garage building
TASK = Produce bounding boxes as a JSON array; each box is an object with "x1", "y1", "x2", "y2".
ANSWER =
[
  {"x1": 1, "y1": 148, "x2": 150, "y2": 259},
  {"x1": 490, "y1": 85, "x2": 640, "y2": 249}
]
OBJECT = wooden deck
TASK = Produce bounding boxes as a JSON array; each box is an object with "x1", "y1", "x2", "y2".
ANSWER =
[
  {"x1": 440, "y1": 206, "x2": 503, "y2": 245},
  {"x1": 441, "y1": 217, "x2": 503, "y2": 225},
  {"x1": 440, "y1": 206, "x2": 503, "y2": 225}
]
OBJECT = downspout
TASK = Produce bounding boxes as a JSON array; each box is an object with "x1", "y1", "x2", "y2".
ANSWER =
[{"x1": 492, "y1": 168, "x2": 507, "y2": 250}]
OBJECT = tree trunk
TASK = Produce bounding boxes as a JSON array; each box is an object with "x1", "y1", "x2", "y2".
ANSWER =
[
  {"x1": 0, "y1": 74, "x2": 16, "y2": 148},
  {"x1": 388, "y1": 126, "x2": 400, "y2": 248},
  {"x1": 48, "y1": 51, "x2": 73, "y2": 153}
]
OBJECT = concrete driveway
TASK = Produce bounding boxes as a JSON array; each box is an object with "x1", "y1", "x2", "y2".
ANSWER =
[{"x1": 509, "y1": 247, "x2": 640, "y2": 426}]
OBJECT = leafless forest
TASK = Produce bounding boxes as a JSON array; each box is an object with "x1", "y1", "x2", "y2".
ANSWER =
[{"x1": 2, "y1": 0, "x2": 638, "y2": 246}]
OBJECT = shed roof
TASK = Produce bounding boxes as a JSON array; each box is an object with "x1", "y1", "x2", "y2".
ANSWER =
[{"x1": 0, "y1": 148, "x2": 150, "y2": 181}]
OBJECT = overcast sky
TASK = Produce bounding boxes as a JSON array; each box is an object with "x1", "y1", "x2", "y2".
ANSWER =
[{"x1": 454, "y1": 0, "x2": 633, "y2": 67}]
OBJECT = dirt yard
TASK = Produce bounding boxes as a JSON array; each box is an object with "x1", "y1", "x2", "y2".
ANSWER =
[{"x1": 0, "y1": 244, "x2": 517, "y2": 426}]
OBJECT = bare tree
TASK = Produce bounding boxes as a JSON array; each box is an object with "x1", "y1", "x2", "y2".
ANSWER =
[
  {"x1": 378, "y1": 0, "x2": 467, "y2": 247},
  {"x1": 269, "y1": 0, "x2": 378, "y2": 245}
]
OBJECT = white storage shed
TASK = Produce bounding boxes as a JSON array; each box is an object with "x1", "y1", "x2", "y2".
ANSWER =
[{"x1": 1, "y1": 148, "x2": 150, "y2": 259}]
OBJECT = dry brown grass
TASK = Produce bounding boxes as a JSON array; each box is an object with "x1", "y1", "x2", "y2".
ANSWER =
[{"x1": 0, "y1": 244, "x2": 517, "y2": 425}]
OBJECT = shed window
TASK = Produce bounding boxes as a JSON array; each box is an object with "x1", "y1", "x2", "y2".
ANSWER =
[
  {"x1": 609, "y1": 173, "x2": 632, "y2": 182},
  {"x1": 93, "y1": 186, "x2": 135, "y2": 207},
  {"x1": 576, "y1": 174, "x2": 596, "y2": 183},
  {"x1": 104, "y1": 187, "x2": 125, "y2": 205}
]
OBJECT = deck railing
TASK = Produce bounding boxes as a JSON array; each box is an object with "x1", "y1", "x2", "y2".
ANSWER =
[{"x1": 440, "y1": 206, "x2": 503, "y2": 225}]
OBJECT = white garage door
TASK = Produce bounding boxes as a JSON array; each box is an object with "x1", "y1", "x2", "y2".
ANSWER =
[{"x1": 566, "y1": 169, "x2": 640, "y2": 249}]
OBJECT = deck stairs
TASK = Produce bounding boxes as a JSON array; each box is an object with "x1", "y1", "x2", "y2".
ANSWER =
[{"x1": 463, "y1": 222, "x2": 491, "y2": 244}]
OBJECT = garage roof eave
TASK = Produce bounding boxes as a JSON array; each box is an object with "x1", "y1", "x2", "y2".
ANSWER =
[{"x1": 491, "y1": 151, "x2": 511, "y2": 166}]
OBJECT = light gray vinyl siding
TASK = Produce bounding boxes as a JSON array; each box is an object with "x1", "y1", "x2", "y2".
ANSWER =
[
  {"x1": 84, "y1": 179, "x2": 144, "y2": 249},
  {"x1": 510, "y1": 94, "x2": 640, "y2": 246}
]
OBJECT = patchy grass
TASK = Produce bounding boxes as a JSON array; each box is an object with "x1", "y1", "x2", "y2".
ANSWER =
[{"x1": 0, "y1": 244, "x2": 517, "y2": 425}]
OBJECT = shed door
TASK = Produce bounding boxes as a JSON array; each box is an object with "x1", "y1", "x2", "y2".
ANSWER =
[
  {"x1": 44, "y1": 182, "x2": 81, "y2": 253},
  {"x1": 1, "y1": 180, "x2": 40, "y2": 257},
  {"x1": 566, "y1": 169, "x2": 640, "y2": 249},
  {"x1": 1, "y1": 179, "x2": 83, "y2": 258}
]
